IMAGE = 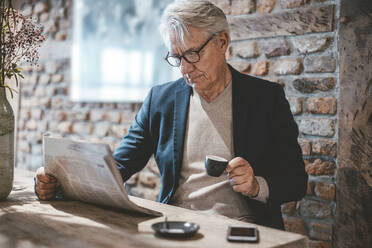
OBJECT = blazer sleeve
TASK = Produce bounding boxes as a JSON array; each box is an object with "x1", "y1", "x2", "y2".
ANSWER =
[
  {"x1": 113, "y1": 88, "x2": 155, "y2": 182},
  {"x1": 264, "y1": 86, "x2": 308, "y2": 206}
]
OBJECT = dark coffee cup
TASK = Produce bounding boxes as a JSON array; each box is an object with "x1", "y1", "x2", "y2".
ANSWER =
[{"x1": 205, "y1": 155, "x2": 228, "y2": 177}]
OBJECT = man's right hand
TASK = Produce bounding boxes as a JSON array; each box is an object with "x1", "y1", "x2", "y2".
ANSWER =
[{"x1": 35, "y1": 167, "x2": 60, "y2": 200}]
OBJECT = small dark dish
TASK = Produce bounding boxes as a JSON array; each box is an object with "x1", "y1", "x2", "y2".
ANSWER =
[{"x1": 151, "y1": 221, "x2": 200, "y2": 238}]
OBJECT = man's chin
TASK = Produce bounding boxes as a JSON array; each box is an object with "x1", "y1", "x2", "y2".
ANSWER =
[{"x1": 185, "y1": 79, "x2": 194, "y2": 87}]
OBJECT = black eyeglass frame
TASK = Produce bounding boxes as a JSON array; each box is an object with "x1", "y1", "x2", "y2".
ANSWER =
[{"x1": 164, "y1": 34, "x2": 216, "y2": 67}]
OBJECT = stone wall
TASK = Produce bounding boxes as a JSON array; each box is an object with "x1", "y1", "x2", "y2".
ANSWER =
[
  {"x1": 14, "y1": 0, "x2": 370, "y2": 247},
  {"x1": 214, "y1": 1, "x2": 338, "y2": 247}
]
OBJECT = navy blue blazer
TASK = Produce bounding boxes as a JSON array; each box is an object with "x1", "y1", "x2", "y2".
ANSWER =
[{"x1": 113, "y1": 66, "x2": 308, "y2": 229}]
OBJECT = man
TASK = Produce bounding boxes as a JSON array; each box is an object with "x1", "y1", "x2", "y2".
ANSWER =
[{"x1": 35, "y1": 0, "x2": 307, "y2": 229}]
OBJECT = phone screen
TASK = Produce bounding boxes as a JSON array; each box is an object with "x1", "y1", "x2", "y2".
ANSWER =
[
  {"x1": 227, "y1": 226, "x2": 259, "y2": 242},
  {"x1": 230, "y1": 227, "x2": 255, "y2": 237}
]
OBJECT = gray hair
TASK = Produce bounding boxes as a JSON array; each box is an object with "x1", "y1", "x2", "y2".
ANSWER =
[{"x1": 159, "y1": 0, "x2": 229, "y2": 48}]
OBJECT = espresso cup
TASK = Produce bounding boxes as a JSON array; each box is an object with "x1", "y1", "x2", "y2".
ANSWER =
[{"x1": 205, "y1": 155, "x2": 229, "y2": 177}]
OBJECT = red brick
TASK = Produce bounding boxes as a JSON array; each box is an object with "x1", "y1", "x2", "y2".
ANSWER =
[
  {"x1": 139, "y1": 172, "x2": 158, "y2": 189},
  {"x1": 93, "y1": 122, "x2": 110, "y2": 138},
  {"x1": 309, "y1": 222, "x2": 333, "y2": 241},
  {"x1": 314, "y1": 181, "x2": 335, "y2": 201},
  {"x1": 68, "y1": 111, "x2": 89, "y2": 121},
  {"x1": 19, "y1": 141, "x2": 31, "y2": 153},
  {"x1": 51, "y1": 74, "x2": 64, "y2": 83},
  {"x1": 263, "y1": 39, "x2": 290, "y2": 57},
  {"x1": 258, "y1": 0, "x2": 277, "y2": 13},
  {"x1": 307, "y1": 180, "x2": 314, "y2": 195},
  {"x1": 300, "y1": 199, "x2": 333, "y2": 219},
  {"x1": 72, "y1": 122, "x2": 93, "y2": 134},
  {"x1": 262, "y1": 77, "x2": 285, "y2": 87},
  {"x1": 287, "y1": 96, "x2": 303, "y2": 115},
  {"x1": 214, "y1": 0, "x2": 231, "y2": 14},
  {"x1": 22, "y1": 5, "x2": 33, "y2": 16},
  {"x1": 312, "y1": 139, "x2": 337, "y2": 158},
  {"x1": 305, "y1": 159, "x2": 335, "y2": 176},
  {"x1": 293, "y1": 77, "x2": 335, "y2": 93},
  {"x1": 309, "y1": 240, "x2": 331, "y2": 248},
  {"x1": 231, "y1": 0, "x2": 256, "y2": 15},
  {"x1": 148, "y1": 159, "x2": 160, "y2": 176},
  {"x1": 57, "y1": 121, "x2": 73, "y2": 133},
  {"x1": 110, "y1": 124, "x2": 127, "y2": 139},
  {"x1": 26, "y1": 119, "x2": 38, "y2": 131},
  {"x1": 298, "y1": 138, "x2": 311, "y2": 156},
  {"x1": 31, "y1": 109, "x2": 43, "y2": 120},
  {"x1": 106, "y1": 112, "x2": 121, "y2": 123},
  {"x1": 90, "y1": 110, "x2": 105, "y2": 122},
  {"x1": 229, "y1": 61, "x2": 251, "y2": 74},
  {"x1": 252, "y1": 60, "x2": 269, "y2": 76},
  {"x1": 55, "y1": 31, "x2": 67, "y2": 41},
  {"x1": 292, "y1": 37, "x2": 329, "y2": 54},
  {"x1": 307, "y1": 97, "x2": 337, "y2": 115},
  {"x1": 272, "y1": 58, "x2": 303, "y2": 75},
  {"x1": 121, "y1": 112, "x2": 137, "y2": 125},
  {"x1": 232, "y1": 41, "x2": 259, "y2": 59},
  {"x1": 39, "y1": 12, "x2": 49, "y2": 22},
  {"x1": 39, "y1": 74, "x2": 50, "y2": 84},
  {"x1": 280, "y1": 0, "x2": 308, "y2": 9},
  {"x1": 281, "y1": 201, "x2": 297, "y2": 215},
  {"x1": 34, "y1": 2, "x2": 48, "y2": 14},
  {"x1": 283, "y1": 217, "x2": 307, "y2": 235},
  {"x1": 304, "y1": 56, "x2": 336, "y2": 73},
  {"x1": 126, "y1": 173, "x2": 139, "y2": 186},
  {"x1": 299, "y1": 118, "x2": 335, "y2": 137}
]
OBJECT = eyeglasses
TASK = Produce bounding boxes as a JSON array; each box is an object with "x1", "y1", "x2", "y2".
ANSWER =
[{"x1": 165, "y1": 34, "x2": 215, "y2": 67}]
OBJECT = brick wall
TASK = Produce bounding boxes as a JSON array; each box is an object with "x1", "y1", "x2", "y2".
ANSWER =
[
  {"x1": 17, "y1": 0, "x2": 162, "y2": 200},
  {"x1": 16, "y1": 0, "x2": 344, "y2": 247},
  {"x1": 216, "y1": 1, "x2": 338, "y2": 246}
]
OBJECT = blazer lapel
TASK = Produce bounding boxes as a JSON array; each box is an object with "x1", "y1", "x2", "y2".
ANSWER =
[
  {"x1": 231, "y1": 66, "x2": 257, "y2": 160},
  {"x1": 172, "y1": 81, "x2": 191, "y2": 190}
]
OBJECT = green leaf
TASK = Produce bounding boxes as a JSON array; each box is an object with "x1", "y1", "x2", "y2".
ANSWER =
[
  {"x1": 14, "y1": 74, "x2": 18, "y2": 87},
  {"x1": 2, "y1": 84, "x2": 17, "y2": 99}
]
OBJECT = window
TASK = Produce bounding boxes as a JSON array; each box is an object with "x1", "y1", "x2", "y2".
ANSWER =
[{"x1": 71, "y1": 0, "x2": 180, "y2": 102}]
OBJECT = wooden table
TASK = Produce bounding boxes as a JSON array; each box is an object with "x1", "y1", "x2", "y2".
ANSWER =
[{"x1": 0, "y1": 169, "x2": 308, "y2": 248}]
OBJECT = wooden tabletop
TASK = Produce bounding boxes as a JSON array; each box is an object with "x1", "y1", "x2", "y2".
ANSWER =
[{"x1": 0, "y1": 169, "x2": 308, "y2": 248}]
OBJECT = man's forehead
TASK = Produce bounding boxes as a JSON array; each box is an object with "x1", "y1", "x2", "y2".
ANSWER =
[{"x1": 169, "y1": 30, "x2": 207, "y2": 53}]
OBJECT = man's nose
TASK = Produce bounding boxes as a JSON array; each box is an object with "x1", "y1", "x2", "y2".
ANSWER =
[{"x1": 180, "y1": 57, "x2": 195, "y2": 75}]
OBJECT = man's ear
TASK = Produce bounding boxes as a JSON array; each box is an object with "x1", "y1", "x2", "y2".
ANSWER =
[{"x1": 218, "y1": 31, "x2": 230, "y2": 52}]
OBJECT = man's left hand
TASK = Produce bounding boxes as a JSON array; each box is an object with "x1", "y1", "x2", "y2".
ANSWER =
[{"x1": 226, "y1": 157, "x2": 260, "y2": 198}]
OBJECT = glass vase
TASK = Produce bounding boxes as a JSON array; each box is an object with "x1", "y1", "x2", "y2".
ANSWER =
[{"x1": 0, "y1": 87, "x2": 14, "y2": 200}]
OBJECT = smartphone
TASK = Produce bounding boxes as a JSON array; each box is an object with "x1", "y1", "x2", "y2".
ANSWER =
[{"x1": 226, "y1": 225, "x2": 259, "y2": 242}]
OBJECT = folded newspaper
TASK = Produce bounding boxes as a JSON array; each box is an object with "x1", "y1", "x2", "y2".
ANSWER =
[{"x1": 43, "y1": 134, "x2": 162, "y2": 216}]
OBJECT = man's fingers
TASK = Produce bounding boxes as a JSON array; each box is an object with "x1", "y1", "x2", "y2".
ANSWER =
[
  {"x1": 36, "y1": 167, "x2": 57, "y2": 184},
  {"x1": 34, "y1": 167, "x2": 61, "y2": 201},
  {"x1": 232, "y1": 177, "x2": 260, "y2": 197},
  {"x1": 37, "y1": 191, "x2": 56, "y2": 200},
  {"x1": 232, "y1": 183, "x2": 246, "y2": 194},
  {"x1": 36, "y1": 187, "x2": 56, "y2": 196},
  {"x1": 228, "y1": 166, "x2": 251, "y2": 178},
  {"x1": 232, "y1": 181, "x2": 257, "y2": 197},
  {"x1": 226, "y1": 157, "x2": 252, "y2": 173},
  {"x1": 229, "y1": 174, "x2": 249, "y2": 186},
  {"x1": 38, "y1": 181, "x2": 60, "y2": 190}
]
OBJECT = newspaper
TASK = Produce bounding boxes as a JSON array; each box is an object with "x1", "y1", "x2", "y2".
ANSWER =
[{"x1": 43, "y1": 134, "x2": 162, "y2": 217}]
